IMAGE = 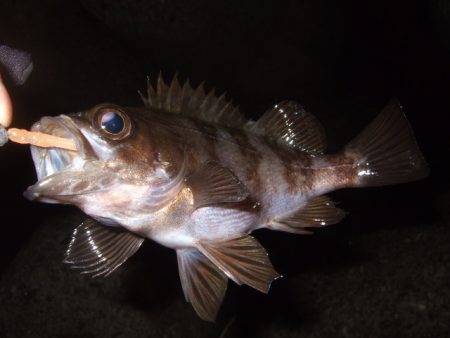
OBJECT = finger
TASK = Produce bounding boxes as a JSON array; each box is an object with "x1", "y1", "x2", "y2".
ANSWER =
[{"x1": 0, "y1": 74, "x2": 13, "y2": 127}]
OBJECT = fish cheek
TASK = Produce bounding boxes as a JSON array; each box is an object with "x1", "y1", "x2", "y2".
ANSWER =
[
  {"x1": 111, "y1": 123, "x2": 157, "y2": 172},
  {"x1": 152, "y1": 127, "x2": 186, "y2": 174},
  {"x1": 122, "y1": 124, "x2": 185, "y2": 178}
]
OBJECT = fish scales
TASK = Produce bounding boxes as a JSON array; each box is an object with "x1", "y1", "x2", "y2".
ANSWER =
[
  {"x1": 166, "y1": 119, "x2": 300, "y2": 225},
  {"x1": 173, "y1": 120, "x2": 354, "y2": 224},
  {"x1": 24, "y1": 75, "x2": 429, "y2": 322}
]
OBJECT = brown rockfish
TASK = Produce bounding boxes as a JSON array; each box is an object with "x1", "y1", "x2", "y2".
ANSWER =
[{"x1": 25, "y1": 75, "x2": 429, "y2": 321}]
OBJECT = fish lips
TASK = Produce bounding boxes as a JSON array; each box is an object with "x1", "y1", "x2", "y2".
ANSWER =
[{"x1": 24, "y1": 114, "x2": 98, "y2": 202}]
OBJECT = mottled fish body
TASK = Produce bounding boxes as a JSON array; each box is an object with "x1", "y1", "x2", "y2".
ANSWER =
[{"x1": 24, "y1": 75, "x2": 429, "y2": 321}]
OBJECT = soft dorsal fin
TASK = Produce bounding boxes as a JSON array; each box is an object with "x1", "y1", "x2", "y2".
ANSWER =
[
  {"x1": 247, "y1": 100, "x2": 327, "y2": 155},
  {"x1": 270, "y1": 195, "x2": 346, "y2": 234},
  {"x1": 187, "y1": 161, "x2": 249, "y2": 209},
  {"x1": 197, "y1": 235, "x2": 280, "y2": 293},
  {"x1": 140, "y1": 73, "x2": 247, "y2": 129},
  {"x1": 63, "y1": 219, "x2": 144, "y2": 277},
  {"x1": 177, "y1": 248, "x2": 228, "y2": 322}
]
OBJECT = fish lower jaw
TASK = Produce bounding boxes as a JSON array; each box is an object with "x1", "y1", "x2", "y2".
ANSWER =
[{"x1": 22, "y1": 188, "x2": 60, "y2": 203}]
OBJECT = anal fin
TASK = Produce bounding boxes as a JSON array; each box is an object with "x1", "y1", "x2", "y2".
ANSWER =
[
  {"x1": 271, "y1": 195, "x2": 346, "y2": 234},
  {"x1": 177, "y1": 249, "x2": 228, "y2": 322},
  {"x1": 197, "y1": 235, "x2": 280, "y2": 293},
  {"x1": 64, "y1": 219, "x2": 144, "y2": 277}
]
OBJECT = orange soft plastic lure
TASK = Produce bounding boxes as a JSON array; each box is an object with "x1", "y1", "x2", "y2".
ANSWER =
[{"x1": 6, "y1": 128, "x2": 77, "y2": 151}]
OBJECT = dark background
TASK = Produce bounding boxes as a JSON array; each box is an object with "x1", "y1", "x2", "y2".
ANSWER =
[{"x1": 0, "y1": 0, "x2": 449, "y2": 337}]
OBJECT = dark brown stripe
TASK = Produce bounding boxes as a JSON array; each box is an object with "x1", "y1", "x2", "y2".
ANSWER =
[
  {"x1": 262, "y1": 138, "x2": 311, "y2": 193},
  {"x1": 320, "y1": 152, "x2": 357, "y2": 189},
  {"x1": 294, "y1": 152, "x2": 314, "y2": 192},
  {"x1": 181, "y1": 117, "x2": 220, "y2": 169},
  {"x1": 228, "y1": 129, "x2": 263, "y2": 194}
]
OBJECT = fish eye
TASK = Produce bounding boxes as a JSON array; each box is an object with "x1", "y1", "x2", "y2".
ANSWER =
[
  {"x1": 100, "y1": 110, "x2": 124, "y2": 134},
  {"x1": 94, "y1": 105, "x2": 132, "y2": 140}
]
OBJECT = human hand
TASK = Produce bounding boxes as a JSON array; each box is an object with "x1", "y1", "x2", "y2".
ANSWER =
[
  {"x1": 0, "y1": 44, "x2": 33, "y2": 145},
  {"x1": 0, "y1": 44, "x2": 33, "y2": 129},
  {"x1": 0, "y1": 57, "x2": 72, "y2": 150},
  {"x1": 0, "y1": 72, "x2": 12, "y2": 128}
]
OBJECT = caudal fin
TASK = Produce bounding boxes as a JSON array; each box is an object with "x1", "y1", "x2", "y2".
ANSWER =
[{"x1": 345, "y1": 99, "x2": 429, "y2": 187}]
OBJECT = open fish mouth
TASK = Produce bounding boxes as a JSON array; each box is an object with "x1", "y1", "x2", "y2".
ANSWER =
[
  {"x1": 25, "y1": 114, "x2": 113, "y2": 203},
  {"x1": 24, "y1": 114, "x2": 101, "y2": 202},
  {"x1": 29, "y1": 115, "x2": 92, "y2": 181}
]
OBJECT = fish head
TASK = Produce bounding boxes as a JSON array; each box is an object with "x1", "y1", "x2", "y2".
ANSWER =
[{"x1": 25, "y1": 103, "x2": 186, "y2": 223}]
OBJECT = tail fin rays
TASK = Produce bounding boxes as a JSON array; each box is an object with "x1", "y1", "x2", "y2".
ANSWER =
[{"x1": 346, "y1": 99, "x2": 429, "y2": 187}]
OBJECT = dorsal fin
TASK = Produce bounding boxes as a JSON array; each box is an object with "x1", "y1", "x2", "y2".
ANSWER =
[
  {"x1": 140, "y1": 73, "x2": 247, "y2": 129},
  {"x1": 247, "y1": 100, "x2": 327, "y2": 155}
]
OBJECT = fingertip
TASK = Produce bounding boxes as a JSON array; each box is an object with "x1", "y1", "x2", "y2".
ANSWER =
[{"x1": 0, "y1": 74, "x2": 13, "y2": 127}]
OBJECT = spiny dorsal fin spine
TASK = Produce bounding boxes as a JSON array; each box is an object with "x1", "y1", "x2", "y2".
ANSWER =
[
  {"x1": 142, "y1": 73, "x2": 246, "y2": 129},
  {"x1": 157, "y1": 72, "x2": 167, "y2": 110},
  {"x1": 180, "y1": 80, "x2": 191, "y2": 114},
  {"x1": 207, "y1": 91, "x2": 222, "y2": 116},
  {"x1": 200, "y1": 89, "x2": 216, "y2": 116},
  {"x1": 148, "y1": 75, "x2": 158, "y2": 108},
  {"x1": 166, "y1": 73, "x2": 180, "y2": 112},
  {"x1": 190, "y1": 81, "x2": 205, "y2": 113},
  {"x1": 217, "y1": 100, "x2": 232, "y2": 117}
]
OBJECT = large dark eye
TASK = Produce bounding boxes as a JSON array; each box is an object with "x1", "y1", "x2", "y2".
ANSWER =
[
  {"x1": 94, "y1": 105, "x2": 132, "y2": 140},
  {"x1": 100, "y1": 110, "x2": 124, "y2": 134}
]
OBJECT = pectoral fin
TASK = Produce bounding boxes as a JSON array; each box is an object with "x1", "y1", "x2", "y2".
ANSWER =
[
  {"x1": 177, "y1": 249, "x2": 228, "y2": 322},
  {"x1": 187, "y1": 161, "x2": 248, "y2": 209},
  {"x1": 64, "y1": 219, "x2": 144, "y2": 277},
  {"x1": 271, "y1": 195, "x2": 346, "y2": 234},
  {"x1": 197, "y1": 235, "x2": 280, "y2": 293}
]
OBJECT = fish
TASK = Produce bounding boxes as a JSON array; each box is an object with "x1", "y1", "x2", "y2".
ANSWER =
[{"x1": 24, "y1": 74, "x2": 429, "y2": 321}]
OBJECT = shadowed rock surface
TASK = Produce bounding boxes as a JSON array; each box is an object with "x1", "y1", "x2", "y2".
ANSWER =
[{"x1": 0, "y1": 1, "x2": 449, "y2": 337}]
